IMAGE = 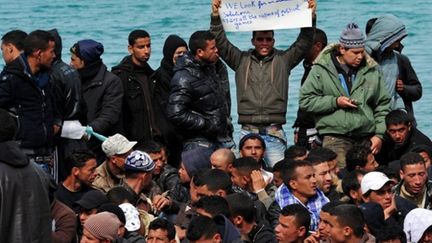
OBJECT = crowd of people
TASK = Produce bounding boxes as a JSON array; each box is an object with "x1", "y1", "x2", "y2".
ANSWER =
[{"x1": 0, "y1": 0, "x2": 430, "y2": 242}]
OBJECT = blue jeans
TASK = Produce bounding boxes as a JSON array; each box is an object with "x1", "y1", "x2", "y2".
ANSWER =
[{"x1": 240, "y1": 128, "x2": 286, "y2": 168}]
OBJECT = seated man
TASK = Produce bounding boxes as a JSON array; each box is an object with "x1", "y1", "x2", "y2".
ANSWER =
[
  {"x1": 341, "y1": 170, "x2": 366, "y2": 206},
  {"x1": 226, "y1": 193, "x2": 276, "y2": 243},
  {"x1": 81, "y1": 212, "x2": 121, "y2": 243},
  {"x1": 345, "y1": 141, "x2": 379, "y2": 174},
  {"x1": 275, "y1": 204, "x2": 310, "y2": 243},
  {"x1": 56, "y1": 149, "x2": 97, "y2": 209},
  {"x1": 210, "y1": 148, "x2": 235, "y2": 173},
  {"x1": 231, "y1": 157, "x2": 276, "y2": 209},
  {"x1": 92, "y1": 133, "x2": 136, "y2": 193},
  {"x1": 377, "y1": 109, "x2": 432, "y2": 165},
  {"x1": 194, "y1": 169, "x2": 232, "y2": 200},
  {"x1": 307, "y1": 153, "x2": 341, "y2": 202},
  {"x1": 394, "y1": 152, "x2": 432, "y2": 209},
  {"x1": 74, "y1": 190, "x2": 109, "y2": 239},
  {"x1": 239, "y1": 134, "x2": 274, "y2": 183},
  {"x1": 273, "y1": 160, "x2": 329, "y2": 231},
  {"x1": 147, "y1": 218, "x2": 177, "y2": 243},
  {"x1": 361, "y1": 171, "x2": 416, "y2": 226},
  {"x1": 327, "y1": 204, "x2": 369, "y2": 243}
]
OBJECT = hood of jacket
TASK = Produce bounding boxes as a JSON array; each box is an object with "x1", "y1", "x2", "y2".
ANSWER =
[
  {"x1": 48, "y1": 28, "x2": 63, "y2": 61},
  {"x1": 111, "y1": 55, "x2": 154, "y2": 77},
  {"x1": 365, "y1": 14, "x2": 407, "y2": 55},
  {"x1": 213, "y1": 214, "x2": 241, "y2": 243},
  {"x1": 0, "y1": 141, "x2": 29, "y2": 167}
]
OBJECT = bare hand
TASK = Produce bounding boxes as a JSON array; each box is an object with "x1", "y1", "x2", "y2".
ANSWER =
[
  {"x1": 308, "y1": 0, "x2": 317, "y2": 17},
  {"x1": 212, "y1": 0, "x2": 221, "y2": 16},
  {"x1": 384, "y1": 194, "x2": 397, "y2": 220},
  {"x1": 396, "y1": 79, "x2": 404, "y2": 93},
  {"x1": 251, "y1": 170, "x2": 267, "y2": 192},
  {"x1": 337, "y1": 96, "x2": 358, "y2": 109},
  {"x1": 370, "y1": 136, "x2": 382, "y2": 154},
  {"x1": 152, "y1": 195, "x2": 171, "y2": 212},
  {"x1": 53, "y1": 125, "x2": 61, "y2": 135},
  {"x1": 304, "y1": 232, "x2": 320, "y2": 243}
]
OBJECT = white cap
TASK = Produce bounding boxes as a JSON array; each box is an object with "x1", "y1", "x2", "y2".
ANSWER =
[
  {"x1": 102, "y1": 134, "x2": 137, "y2": 157},
  {"x1": 119, "y1": 203, "x2": 141, "y2": 232},
  {"x1": 361, "y1": 171, "x2": 392, "y2": 195}
]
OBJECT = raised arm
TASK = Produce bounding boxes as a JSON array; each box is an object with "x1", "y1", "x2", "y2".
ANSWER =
[{"x1": 210, "y1": 0, "x2": 244, "y2": 71}]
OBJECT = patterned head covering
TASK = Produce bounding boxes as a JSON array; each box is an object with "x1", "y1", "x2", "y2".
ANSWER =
[{"x1": 124, "y1": 150, "x2": 155, "y2": 172}]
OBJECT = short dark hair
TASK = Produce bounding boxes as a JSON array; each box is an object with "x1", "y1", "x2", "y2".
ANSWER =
[
  {"x1": 149, "y1": 218, "x2": 176, "y2": 241},
  {"x1": 321, "y1": 201, "x2": 344, "y2": 213},
  {"x1": 1, "y1": 30, "x2": 27, "y2": 50},
  {"x1": 308, "y1": 147, "x2": 337, "y2": 162},
  {"x1": 23, "y1": 30, "x2": 55, "y2": 56},
  {"x1": 280, "y1": 160, "x2": 313, "y2": 188},
  {"x1": 187, "y1": 215, "x2": 219, "y2": 241},
  {"x1": 315, "y1": 28, "x2": 328, "y2": 47},
  {"x1": 342, "y1": 170, "x2": 366, "y2": 199},
  {"x1": 192, "y1": 168, "x2": 212, "y2": 187},
  {"x1": 106, "y1": 186, "x2": 135, "y2": 205},
  {"x1": 226, "y1": 193, "x2": 256, "y2": 223},
  {"x1": 199, "y1": 169, "x2": 232, "y2": 193},
  {"x1": 0, "y1": 109, "x2": 18, "y2": 142},
  {"x1": 345, "y1": 142, "x2": 372, "y2": 172},
  {"x1": 189, "y1": 30, "x2": 215, "y2": 55},
  {"x1": 307, "y1": 153, "x2": 328, "y2": 166},
  {"x1": 239, "y1": 133, "x2": 266, "y2": 150},
  {"x1": 140, "y1": 140, "x2": 163, "y2": 154},
  {"x1": 285, "y1": 145, "x2": 307, "y2": 160},
  {"x1": 232, "y1": 157, "x2": 261, "y2": 176},
  {"x1": 273, "y1": 159, "x2": 286, "y2": 173},
  {"x1": 385, "y1": 109, "x2": 411, "y2": 127},
  {"x1": 281, "y1": 204, "x2": 310, "y2": 229},
  {"x1": 375, "y1": 223, "x2": 406, "y2": 243},
  {"x1": 329, "y1": 204, "x2": 365, "y2": 238},
  {"x1": 194, "y1": 195, "x2": 230, "y2": 218},
  {"x1": 65, "y1": 149, "x2": 96, "y2": 174},
  {"x1": 400, "y1": 152, "x2": 425, "y2": 171},
  {"x1": 252, "y1": 30, "x2": 274, "y2": 38},
  {"x1": 128, "y1": 29, "x2": 150, "y2": 46}
]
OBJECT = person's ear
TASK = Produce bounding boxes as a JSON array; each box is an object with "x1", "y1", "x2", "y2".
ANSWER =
[
  {"x1": 400, "y1": 169, "x2": 405, "y2": 180},
  {"x1": 298, "y1": 226, "x2": 307, "y2": 238},
  {"x1": 289, "y1": 179, "x2": 297, "y2": 190},
  {"x1": 213, "y1": 233, "x2": 222, "y2": 243},
  {"x1": 72, "y1": 167, "x2": 80, "y2": 176},
  {"x1": 127, "y1": 45, "x2": 133, "y2": 54},
  {"x1": 233, "y1": 215, "x2": 243, "y2": 226},
  {"x1": 343, "y1": 226, "x2": 352, "y2": 237}
]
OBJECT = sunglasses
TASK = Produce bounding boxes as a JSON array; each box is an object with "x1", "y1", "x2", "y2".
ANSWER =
[{"x1": 255, "y1": 37, "x2": 273, "y2": 42}]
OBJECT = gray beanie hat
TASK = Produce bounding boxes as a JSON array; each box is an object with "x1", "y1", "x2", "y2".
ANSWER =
[
  {"x1": 339, "y1": 22, "x2": 365, "y2": 49},
  {"x1": 84, "y1": 212, "x2": 121, "y2": 240}
]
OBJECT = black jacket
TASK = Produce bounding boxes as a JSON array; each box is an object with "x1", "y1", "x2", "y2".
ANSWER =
[
  {"x1": 377, "y1": 127, "x2": 432, "y2": 165},
  {"x1": 112, "y1": 56, "x2": 158, "y2": 145},
  {"x1": 0, "y1": 54, "x2": 59, "y2": 150},
  {"x1": 81, "y1": 62, "x2": 123, "y2": 160},
  {"x1": 167, "y1": 52, "x2": 229, "y2": 142},
  {"x1": 0, "y1": 141, "x2": 52, "y2": 243},
  {"x1": 246, "y1": 221, "x2": 277, "y2": 243}
]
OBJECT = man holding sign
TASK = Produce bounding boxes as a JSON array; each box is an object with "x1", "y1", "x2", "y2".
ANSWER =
[{"x1": 210, "y1": 0, "x2": 316, "y2": 168}]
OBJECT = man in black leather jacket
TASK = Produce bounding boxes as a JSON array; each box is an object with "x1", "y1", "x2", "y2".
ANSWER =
[{"x1": 167, "y1": 30, "x2": 230, "y2": 151}]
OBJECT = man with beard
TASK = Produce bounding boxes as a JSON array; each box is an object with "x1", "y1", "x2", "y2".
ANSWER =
[
  {"x1": 377, "y1": 109, "x2": 432, "y2": 165},
  {"x1": 112, "y1": 30, "x2": 159, "y2": 147},
  {"x1": 0, "y1": 30, "x2": 60, "y2": 174}
]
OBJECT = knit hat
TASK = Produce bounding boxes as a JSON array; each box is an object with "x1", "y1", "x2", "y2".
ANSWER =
[
  {"x1": 163, "y1": 35, "x2": 188, "y2": 61},
  {"x1": 70, "y1": 39, "x2": 104, "y2": 64},
  {"x1": 339, "y1": 22, "x2": 365, "y2": 49},
  {"x1": 124, "y1": 150, "x2": 155, "y2": 172},
  {"x1": 83, "y1": 212, "x2": 121, "y2": 240},
  {"x1": 102, "y1": 133, "x2": 137, "y2": 157},
  {"x1": 119, "y1": 203, "x2": 141, "y2": 232},
  {"x1": 239, "y1": 133, "x2": 266, "y2": 150},
  {"x1": 74, "y1": 190, "x2": 109, "y2": 211},
  {"x1": 181, "y1": 147, "x2": 212, "y2": 177}
]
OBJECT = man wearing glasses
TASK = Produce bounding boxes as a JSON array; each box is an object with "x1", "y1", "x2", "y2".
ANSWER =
[{"x1": 210, "y1": 0, "x2": 317, "y2": 168}]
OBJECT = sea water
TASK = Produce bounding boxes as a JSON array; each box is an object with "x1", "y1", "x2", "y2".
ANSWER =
[{"x1": 0, "y1": 0, "x2": 430, "y2": 144}]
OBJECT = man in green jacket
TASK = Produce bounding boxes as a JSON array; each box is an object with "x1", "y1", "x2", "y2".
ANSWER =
[
  {"x1": 210, "y1": 0, "x2": 317, "y2": 168},
  {"x1": 299, "y1": 22, "x2": 390, "y2": 168}
]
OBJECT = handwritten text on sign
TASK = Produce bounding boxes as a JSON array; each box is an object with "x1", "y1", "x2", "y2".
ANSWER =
[{"x1": 219, "y1": 0, "x2": 311, "y2": 32}]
